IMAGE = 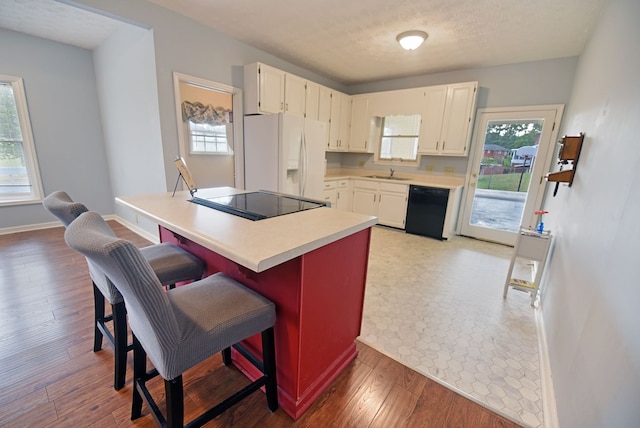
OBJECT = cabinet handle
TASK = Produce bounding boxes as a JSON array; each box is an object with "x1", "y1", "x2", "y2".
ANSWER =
[
  {"x1": 442, "y1": 141, "x2": 446, "y2": 150},
  {"x1": 436, "y1": 141, "x2": 439, "y2": 151}
]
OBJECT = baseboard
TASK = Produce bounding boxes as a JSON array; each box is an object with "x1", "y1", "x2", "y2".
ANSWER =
[
  {"x1": 0, "y1": 215, "x2": 159, "y2": 245},
  {"x1": 0, "y1": 220, "x2": 61, "y2": 235},
  {"x1": 112, "y1": 216, "x2": 159, "y2": 244},
  {"x1": 536, "y1": 306, "x2": 559, "y2": 428}
]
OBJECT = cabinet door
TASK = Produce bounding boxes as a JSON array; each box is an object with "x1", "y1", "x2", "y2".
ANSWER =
[
  {"x1": 349, "y1": 96, "x2": 372, "y2": 152},
  {"x1": 284, "y1": 74, "x2": 306, "y2": 117},
  {"x1": 318, "y1": 86, "x2": 332, "y2": 146},
  {"x1": 352, "y1": 188, "x2": 377, "y2": 216},
  {"x1": 418, "y1": 85, "x2": 447, "y2": 154},
  {"x1": 259, "y1": 64, "x2": 285, "y2": 114},
  {"x1": 323, "y1": 189, "x2": 337, "y2": 207},
  {"x1": 339, "y1": 94, "x2": 351, "y2": 150},
  {"x1": 305, "y1": 81, "x2": 320, "y2": 120},
  {"x1": 336, "y1": 187, "x2": 350, "y2": 211},
  {"x1": 328, "y1": 91, "x2": 343, "y2": 151},
  {"x1": 378, "y1": 190, "x2": 408, "y2": 229},
  {"x1": 378, "y1": 183, "x2": 409, "y2": 229},
  {"x1": 440, "y1": 82, "x2": 477, "y2": 156}
]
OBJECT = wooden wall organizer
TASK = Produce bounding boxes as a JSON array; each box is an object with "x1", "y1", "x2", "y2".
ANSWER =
[{"x1": 546, "y1": 133, "x2": 584, "y2": 194}]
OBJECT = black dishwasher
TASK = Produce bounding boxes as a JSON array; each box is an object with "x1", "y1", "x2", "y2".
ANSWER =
[{"x1": 405, "y1": 185, "x2": 449, "y2": 240}]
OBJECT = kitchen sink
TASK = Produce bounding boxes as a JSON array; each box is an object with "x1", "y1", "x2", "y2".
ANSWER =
[{"x1": 364, "y1": 175, "x2": 411, "y2": 181}]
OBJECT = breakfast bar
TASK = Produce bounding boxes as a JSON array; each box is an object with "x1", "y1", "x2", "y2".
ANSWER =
[{"x1": 116, "y1": 187, "x2": 377, "y2": 419}]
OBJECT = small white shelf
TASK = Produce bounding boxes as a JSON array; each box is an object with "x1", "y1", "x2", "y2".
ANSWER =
[{"x1": 503, "y1": 228, "x2": 553, "y2": 306}]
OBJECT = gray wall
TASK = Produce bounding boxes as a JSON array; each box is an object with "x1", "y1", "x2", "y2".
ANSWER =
[
  {"x1": 543, "y1": 0, "x2": 640, "y2": 425},
  {"x1": 92, "y1": 24, "x2": 166, "y2": 229},
  {"x1": 75, "y1": 0, "x2": 345, "y2": 193},
  {"x1": 0, "y1": 28, "x2": 112, "y2": 228}
]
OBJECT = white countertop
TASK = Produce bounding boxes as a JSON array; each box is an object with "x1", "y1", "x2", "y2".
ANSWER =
[
  {"x1": 324, "y1": 169, "x2": 464, "y2": 190},
  {"x1": 116, "y1": 187, "x2": 378, "y2": 273}
]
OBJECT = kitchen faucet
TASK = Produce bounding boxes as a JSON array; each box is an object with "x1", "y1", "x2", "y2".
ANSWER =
[{"x1": 389, "y1": 168, "x2": 395, "y2": 177}]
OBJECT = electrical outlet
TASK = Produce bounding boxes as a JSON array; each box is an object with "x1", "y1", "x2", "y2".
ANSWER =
[
  {"x1": 425, "y1": 165, "x2": 434, "y2": 173},
  {"x1": 444, "y1": 167, "x2": 455, "y2": 176},
  {"x1": 358, "y1": 161, "x2": 365, "y2": 167}
]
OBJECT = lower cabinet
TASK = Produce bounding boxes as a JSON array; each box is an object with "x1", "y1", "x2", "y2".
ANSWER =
[
  {"x1": 322, "y1": 180, "x2": 337, "y2": 207},
  {"x1": 323, "y1": 179, "x2": 351, "y2": 211},
  {"x1": 352, "y1": 180, "x2": 408, "y2": 228}
]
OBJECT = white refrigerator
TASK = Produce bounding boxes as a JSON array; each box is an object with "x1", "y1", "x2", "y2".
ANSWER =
[{"x1": 244, "y1": 113, "x2": 327, "y2": 200}]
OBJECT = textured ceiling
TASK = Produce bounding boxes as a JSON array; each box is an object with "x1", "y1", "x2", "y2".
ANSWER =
[
  {"x1": 0, "y1": 0, "x2": 609, "y2": 85},
  {"x1": 0, "y1": 0, "x2": 124, "y2": 50}
]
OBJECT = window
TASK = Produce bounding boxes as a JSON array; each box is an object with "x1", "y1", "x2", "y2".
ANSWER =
[
  {"x1": 188, "y1": 121, "x2": 232, "y2": 154},
  {"x1": 0, "y1": 75, "x2": 43, "y2": 205},
  {"x1": 378, "y1": 114, "x2": 421, "y2": 162},
  {"x1": 181, "y1": 97, "x2": 233, "y2": 155}
]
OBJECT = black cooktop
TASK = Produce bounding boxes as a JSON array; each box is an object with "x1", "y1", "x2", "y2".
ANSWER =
[{"x1": 191, "y1": 191, "x2": 326, "y2": 221}]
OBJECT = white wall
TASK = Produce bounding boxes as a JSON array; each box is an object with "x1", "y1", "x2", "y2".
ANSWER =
[
  {"x1": 0, "y1": 28, "x2": 112, "y2": 228},
  {"x1": 92, "y1": 24, "x2": 166, "y2": 228},
  {"x1": 543, "y1": 0, "x2": 640, "y2": 425}
]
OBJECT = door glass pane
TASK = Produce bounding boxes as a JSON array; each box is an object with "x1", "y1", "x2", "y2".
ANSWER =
[{"x1": 469, "y1": 119, "x2": 543, "y2": 232}]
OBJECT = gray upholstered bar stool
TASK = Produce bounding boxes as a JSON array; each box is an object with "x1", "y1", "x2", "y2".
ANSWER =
[
  {"x1": 43, "y1": 191, "x2": 205, "y2": 390},
  {"x1": 65, "y1": 211, "x2": 278, "y2": 427}
]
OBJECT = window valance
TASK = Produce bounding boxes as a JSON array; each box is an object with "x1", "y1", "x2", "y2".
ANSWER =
[{"x1": 181, "y1": 101, "x2": 230, "y2": 126}]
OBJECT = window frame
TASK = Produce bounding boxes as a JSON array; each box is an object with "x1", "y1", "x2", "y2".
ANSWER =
[
  {"x1": 0, "y1": 75, "x2": 44, "y2": 206},
  {"x1": 188, "y1": 120, "x2": 234, "y2": 155},
  {"x1": 374, "y1": 113, "x2": 421, "y2": 167}
]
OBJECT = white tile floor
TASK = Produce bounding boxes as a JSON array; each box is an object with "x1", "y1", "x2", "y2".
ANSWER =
[{"x1": 360, "y1": 226, "x2": 542, "y2": 427}]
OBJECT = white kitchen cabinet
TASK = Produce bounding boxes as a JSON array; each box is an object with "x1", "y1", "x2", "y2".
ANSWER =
[
  {"x1": 244, "y1": 62, "x2": 285, "y2": 115},
  {"x1": 322, "y1": 180, "x2": 337, "y2": 207},
  {"x1": 305, "y1": 80, "x2": 320, "y2": 120},
  {"x1": 284, "y1": 73, "x2": 307, "y2": 117},
  {"x1": 324, "y1": 179, "x2": 351, "y2": 210},
  {"x1": 378, "y1": 184, "x2": 409, "y2": 228},
  {"x1": 328, "y1": 90, "x2": 351, "y2": 151},
  {"x1": 318, "y1": 85, "x2": 332, "y2": 145},
  {"x1": 418, "y1": 81, "x2": 477, "y2": 156},
  {"x1": 349, "y1": 95, "x2": 373, "y2": 153},
  {"x1": 335, "y1": 179, "x2": 351, "y2": 211},
  {"x1": 352, "y1": 183, "x2": 377, "y2": 217},
  {"x1": 244, "y1": 62, "x2": 317, "y2": 118},
  {"x1": 352, "y1": 180, "x2": 408, "y2": 228}
]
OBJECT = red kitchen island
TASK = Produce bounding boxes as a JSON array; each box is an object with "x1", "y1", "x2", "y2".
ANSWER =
[{"x1": 116, "y1": 188, "x2": 377, "y2": 420}]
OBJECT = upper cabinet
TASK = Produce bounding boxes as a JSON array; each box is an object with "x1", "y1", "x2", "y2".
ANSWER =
[
  {"x1": 349, "y1": 95, "x2": 374, "y2": 153},
  {"x1": 418, "y1": 82, "x2": 478, "y2": 156},
  {"x1": 244, "y1": 62, "x2": 285, "y2": 115},
  {"x1": 327, "y1": 90, "x2": 351, "y2": 151},
  {"x1": 244, "y1": 62, "x2": 310, "y2": 118},
  {"x1": 305, "y1": 81, "x2": 320, "y2": 120},
  {"x1": 244, "y1": 62, "x2": 478, "y2": 157},
  {"x1": 284, "y1": 73, "x2": 307, "y2": 117}
]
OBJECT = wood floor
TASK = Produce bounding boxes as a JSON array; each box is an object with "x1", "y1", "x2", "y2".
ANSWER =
[{"x1": 0, "y1": 221, "x2": 521, "y2": 427}]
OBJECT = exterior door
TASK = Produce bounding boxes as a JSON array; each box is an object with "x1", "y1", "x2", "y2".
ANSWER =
[{"x1": 459, "y1": 105, "x2": 564, "y2": 246}]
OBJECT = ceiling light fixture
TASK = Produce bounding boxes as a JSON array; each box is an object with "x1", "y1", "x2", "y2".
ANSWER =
[{"x1": 396, "y1": 30, "x2": 428, "y2": 51}]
